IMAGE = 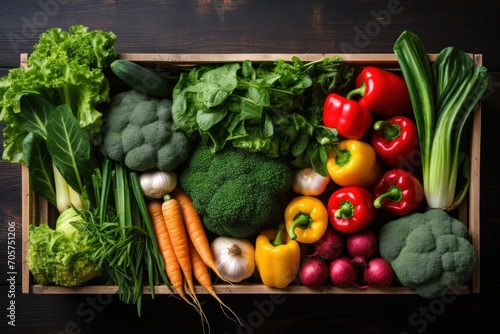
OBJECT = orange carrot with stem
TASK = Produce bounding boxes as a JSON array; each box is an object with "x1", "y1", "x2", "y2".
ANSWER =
[
  {"x1": 171, "y1": 187, "x2": 225, "y2": 281},
  {"x1": 189, "y1": 238, "x2": 241, "y2": 324},
  {"x1": 147, "y1": 200, "x2": 198, "y2": 310},
  {"x1": 161, "y1": 194, "x2": 197, "y2": 299}
]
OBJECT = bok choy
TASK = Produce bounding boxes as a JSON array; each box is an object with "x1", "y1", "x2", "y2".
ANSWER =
[
  {"x1": 393, "y1": 31, "x2": 489, "y2": 210},
  {"x1": 21, "y1": 95, "x2": 97, "y2": 212}
]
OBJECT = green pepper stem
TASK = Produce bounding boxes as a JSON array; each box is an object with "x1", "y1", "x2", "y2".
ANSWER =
[
  {"x1": 331, "y1": 145, "x2": 351, "y2": 167},
  {"x1": 334, "y1": 201, "x2": 354, "y2": 219},
  {"x1": 345, "y1": 82, "x2": 366, "y2": 100},
  {"x1": 373, "y1": 121, "x2": 401, "y2": 140},
  {"x1": 272, "y1": 224, "x2": 286, "y2": 247},
  {"x1": 373, "y1": 186, "x2": 402, "y2": 208},
  {"x1": 288, "y1": 213, "x2": 312, "y2": 240}
]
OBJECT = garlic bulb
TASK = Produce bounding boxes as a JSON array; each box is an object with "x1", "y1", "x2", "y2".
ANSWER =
[
  {"x1": 210, "y1": 236, "x2": 256, "y2": 283},
  {"x1": 292, "y1": 167, "x2": 331, "y2": 196},
  {"x1": 139, "y1": 170, "x2": 177, "y2": 199}
]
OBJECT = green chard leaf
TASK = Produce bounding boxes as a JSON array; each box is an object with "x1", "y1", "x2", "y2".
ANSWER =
[
  {"x1": 18, "y1": 94, "x2": 53, "y2": 139},
  {"x1": 46, "y1": 104, "x2": 94, "y2": 194},
  {"x1": 22, "y1": 132, "x2": 56, "y2": 207}
]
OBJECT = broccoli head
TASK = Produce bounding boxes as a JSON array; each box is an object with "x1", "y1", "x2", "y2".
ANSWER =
[
  {"x1": 27, "y1": 207, "x2": 102, "y2": 287},
  {"x1": 100, "y1": 89, "x2": 193, "y2": 172},
  {"x1": 178, "y1": 144, "x2": 294, "y2": 238},
  {"x1": 378, "y1": 209, "x2": 478, "y2": 298}
]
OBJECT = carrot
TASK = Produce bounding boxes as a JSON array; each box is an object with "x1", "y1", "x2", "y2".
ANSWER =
[
  {"x1": 189, "y1": 238, "x2": 240, "y2": 324},
  {"x1": 161, "y1": 194, "x2": 197, "y2": 298},
  {"x1": 171, "y1": 187, "x2": 225, "y2": 280},
  {"x1": 147, "y1": 200, "x2": 197, "y2": 309}
]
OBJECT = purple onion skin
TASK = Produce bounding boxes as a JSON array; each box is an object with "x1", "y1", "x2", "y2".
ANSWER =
[
  {"x1": 329, "y1": 256, "x2": 359, "y2": 288},
  {"x1": 346, "y1": 228, "x2": 378, "y2": 260},
  {"x1": 299, "y1": 258, "x2": 329, "y2": 289},
  {"x1": 364, "y1": 258, "x2": 394, "y2": 288},
  {"x1": 312, "y1": 227, "x2": 345, "y2": 260}
]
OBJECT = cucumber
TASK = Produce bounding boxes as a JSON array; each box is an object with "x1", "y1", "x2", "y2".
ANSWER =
[{"x1": 110, "y1": 59, "x2": 173, "y2": 99}]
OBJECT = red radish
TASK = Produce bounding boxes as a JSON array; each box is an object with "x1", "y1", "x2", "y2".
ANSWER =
[
  {"x1": 310, "y1": 226, "x2": 345, "y2": 260},
  {"x1": 299, "y1": 257, "x2": 329, "y2": 289},
  {"x1": 345, "y1": 228, "x2": 378, "y2": 266},
  {"x1": 364, "y1": 257, "x2": 394, "y2": 288},
  {"x1": 329, "y1": 256, "x2": 367, "y2": 288}
]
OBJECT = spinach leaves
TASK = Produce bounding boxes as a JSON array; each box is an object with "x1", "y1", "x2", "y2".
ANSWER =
[{"x1": 171, "y1": 56, "x2": 354, "y2": 175}]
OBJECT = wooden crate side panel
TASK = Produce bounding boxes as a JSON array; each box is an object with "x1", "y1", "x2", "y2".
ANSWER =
[
  {"x1": 118, "y1": 52, "x2": 440, "y2": 67},
  {"x1": 21, "y1": 54, "x2": 31, "y2": 294},
  {"x1": 469, "y1": 104, "x2": 481, "y2": 293},
  {"x1": 31, "y1": 283, "x2": 471, "y2": 296},
  {"x1": 21, "y1": 165, "x2": 32, "y2": 294},
  {"x1": 468, "y1": 52, "x2": 483, "y2": 294}
]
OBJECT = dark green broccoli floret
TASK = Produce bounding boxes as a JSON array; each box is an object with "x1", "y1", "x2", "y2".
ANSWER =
[
  {"x1": 100, "y1": 89, "x2": 193, "y2": 172},
  {"x1": 178, "y1": 144, "x2": 293, "y2": 238},
  {"x1": 378, "y1": 209, "x2": 478, "y2": 298}
]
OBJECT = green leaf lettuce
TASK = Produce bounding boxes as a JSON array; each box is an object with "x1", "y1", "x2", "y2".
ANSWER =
[{"x1": 0, "y1": 25, "x2": 117, "y2": 163}]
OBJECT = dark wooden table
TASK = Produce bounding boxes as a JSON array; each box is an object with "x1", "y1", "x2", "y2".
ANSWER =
[{"x1": 1, "y1": 1, "x2": 500, "y2": 333}]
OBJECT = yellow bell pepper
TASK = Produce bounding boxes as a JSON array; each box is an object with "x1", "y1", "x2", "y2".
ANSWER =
[
  {"x1": 326, "y1": 139, "x2": 383, "y2": 189},
  {"x1": 255, "y1": 224, "x2": 301, "y2": 288},
  {"x1": 285, "y1": 195, "x2": 328, "y2": 244}
]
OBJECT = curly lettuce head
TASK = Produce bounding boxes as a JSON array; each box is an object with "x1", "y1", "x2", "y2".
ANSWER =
[
  {"x1": 27, "y1": 207, "x2": 103, "y2": 287},
  {"x1": 0, "y1": 25, "x2": 117, "y2": 163}
]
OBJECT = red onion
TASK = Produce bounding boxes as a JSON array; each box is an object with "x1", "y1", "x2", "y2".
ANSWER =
[
  {"x1": 299, "y1": 258, "x2": 329, "y2": 289},
  {"x1": 346, "y1": 228, "x2": 378, "y2": 266},
  {"x1": 310, "y1": 227, "x2": 345, "y2": 260},
  {"x1": 364, "y1": 257, "x2": 394, "y2": 288},
  {"x1": 329, "y1": 256, "x2": 366, "y2": 288}
]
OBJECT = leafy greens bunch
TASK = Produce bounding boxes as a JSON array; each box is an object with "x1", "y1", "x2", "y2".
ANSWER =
[
  {"x1": 171, "y1": 56, "x2": 354, "y2": 175},
  {"x1": 0, "y1": 25, "x2": 117, "y2": 212}
]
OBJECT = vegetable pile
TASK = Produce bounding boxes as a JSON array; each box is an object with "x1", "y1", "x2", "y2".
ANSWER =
[{"x1": 0, "y1": 26, "x2": 487, "y2": 323}]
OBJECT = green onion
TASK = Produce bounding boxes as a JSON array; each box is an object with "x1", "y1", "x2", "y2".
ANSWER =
[
  {"x1": 130, "y1": 171, "x2": 172, "y2": 291},
  {"x1": 393, "y1": 31, "x2": 489, "y2": 210},
  {"x1": 114, "y1": 160, "x2": 132, "y2": 232}
]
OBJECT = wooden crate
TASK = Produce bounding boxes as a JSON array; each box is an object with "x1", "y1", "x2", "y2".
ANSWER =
[{"x1": 21, "y1": 53, "x2": 482, "y2": 296}]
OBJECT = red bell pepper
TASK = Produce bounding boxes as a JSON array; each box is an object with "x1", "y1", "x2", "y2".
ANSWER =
[
  {"x1": 370, "y1": 115, "x2": 420, "y2": 169},
  {"x1": 373, "y1": 169, "x2": 425, "y2": 215},
  {"x1": 346, "y1": 66, "x2": 413, "y2": 118},
  {"x1": 323, "y1": 93, "x2": 372, "y2": 140},
  {"x1": 327, "y1": 186, "x2": 375, "y2": 234}
]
